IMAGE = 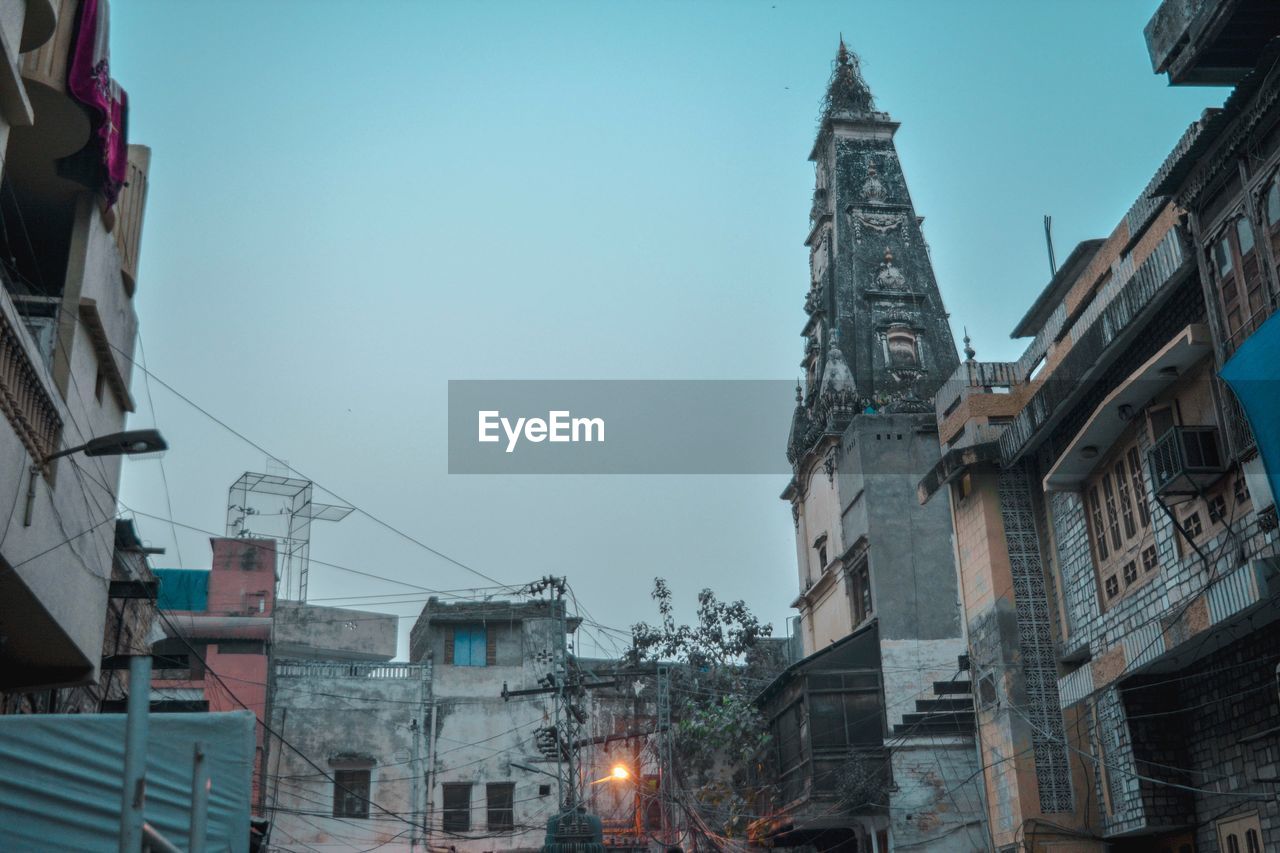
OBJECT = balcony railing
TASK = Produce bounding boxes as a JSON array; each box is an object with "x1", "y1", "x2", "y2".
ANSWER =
[
  {"x1": 275, "y1": 660, "x2": 427, "y2": 680},
  {"x1": 999, "y1": 226, "x2": 1190, "y2": 465},
  {"x1": 1147, "y1": 426, "x2": 1226, "y2": 498},
  {"x1": 0, "y1": 302, "x2": 62, "y2": 464}
]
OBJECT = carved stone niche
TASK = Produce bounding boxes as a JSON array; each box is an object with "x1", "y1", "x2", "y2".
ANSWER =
[{"x1": 885, "y1": 323, "x2": 919, "y2": 368}]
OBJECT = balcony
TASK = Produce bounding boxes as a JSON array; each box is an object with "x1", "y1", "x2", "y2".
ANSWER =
[
  {"x1": 16, "y1": 0, "x2": 91, "y2": 161},
  {"x1": 0, "y1": 288, "x2": 62, "y2": 464},
  {"x1": 1148, "y1": 426, "x2": 1227, "y2": 498},
  {"x1": 1000, "y1": 225, "x2": 1191, "y2": 466}
]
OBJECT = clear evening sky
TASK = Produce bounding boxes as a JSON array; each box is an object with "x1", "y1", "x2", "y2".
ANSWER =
[{"x1": 113, "y1": 1, "x2": 1222, "y2": 658}]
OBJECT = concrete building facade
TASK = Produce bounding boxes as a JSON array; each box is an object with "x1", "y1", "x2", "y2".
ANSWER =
[
  {"x1": 0, "y1": 0, "x2": 152, "y2": 697},
  {"x1": 919, "y1": 3, "x2": 1280, "y2": 850}
]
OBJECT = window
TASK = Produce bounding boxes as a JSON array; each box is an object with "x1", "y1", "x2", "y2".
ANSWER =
[
  {"x1": 806, "y1": 671, "x2": 883, "y2": 752},
  {"x1": 1115, "y1": 461, "x2": 1137, "y2": 539},
  {"x1": 333, "y1": 769, "x2": 371, "y2": 819},
  {"x1": 447, "y1": 624, "x2": 491, "y2": 667},
  {"x1": 1185, "y1": 511, "x2": 1202, "y2": 539},
  {"x1": 850, "y1": 561, "x2": 873, "y2": 625},
  {"x1": 1088, "y1": 486, "x2": 1109, "y2": 561},
  {"x1": 1235, "y1": 476, "x2": 1251, "y2": 505},
  {"x1": 1127, "y1": 447, "x2": 1151, "y2": 528},
  {"x1": 1085, "y1": 432, "x2": 1155, "y2": 606},
  {"x1": 442, "y1": 783, "x2": 472, "y2": 833},
  {"x1": 486, "y1": 782, "x2": 515, "y2": 831},
  {"x1": 1216, "y1": 812, "x2": 1263, "y2": 853},
  {"x1": 1142, "y1": 546, "x2": 1158, "y2": 573},
  {"x1": 1210, "y1": 216, "x2": 1268, "y2": 353},
  {"x1": 1208, "y1": 493, "x2": 1227, "y2": 524},
  {"x1": 538, "y1": 784, "x2": 551, "y2": 797}
]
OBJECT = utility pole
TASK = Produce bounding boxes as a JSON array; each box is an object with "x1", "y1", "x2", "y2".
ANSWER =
[
  {"x1": 657, "y1": 663, "x2": 672, "y2": 845},
  {"x1": 119, "y1": 654, "x2": 152, "y2": 853},
  {"x1": 501, "y1": 576, "x2": 583, "y2": 813},
  {"x1": 410, "y1": 718, "x2": 421, "y2": 852}
]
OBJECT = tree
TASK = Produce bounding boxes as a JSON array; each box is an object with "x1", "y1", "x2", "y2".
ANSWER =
[{"x1": 627, "y1": 579, "x2": 785, "y2": 841}]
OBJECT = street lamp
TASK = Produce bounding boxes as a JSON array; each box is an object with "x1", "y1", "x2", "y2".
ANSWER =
[
  {"x1": 589, "y1": 763, "x2": 633, "y2": 785},
  {"x1": 24, "y1": 429, "x2": 168, "y2": 526}
]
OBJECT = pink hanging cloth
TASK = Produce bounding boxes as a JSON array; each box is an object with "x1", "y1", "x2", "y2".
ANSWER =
[{"x1": 66, "y1": 0, "x2": 128, "y2": 208}]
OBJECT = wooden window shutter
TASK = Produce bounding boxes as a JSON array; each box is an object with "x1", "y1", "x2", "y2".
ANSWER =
[
  {"x1": 444, "y1": 627, "x2": 456, "y2": 665},
  {"x1": 486, "y1": 625, "x2": 497, "y2": 666}
]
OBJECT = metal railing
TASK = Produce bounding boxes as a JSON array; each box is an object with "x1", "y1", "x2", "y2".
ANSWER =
[
  {"x1": 275, "y1": 660, "x2": 427, "y2": 680},
  {"x1": 0, "y1": 302, "x2": 63, "y2": 464}
]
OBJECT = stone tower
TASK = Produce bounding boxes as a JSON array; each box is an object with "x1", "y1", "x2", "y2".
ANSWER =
[
  {"x1": 773, "y1": 43, "x2": 985, "y2": 851},
  {"x1": 792, "y1": 39, "x2": 958, "y2": 440}
]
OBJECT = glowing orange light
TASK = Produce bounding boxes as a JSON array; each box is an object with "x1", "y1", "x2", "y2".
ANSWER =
[{"x1": 610, "y1": 765, "x2": 630, "y2": 780}]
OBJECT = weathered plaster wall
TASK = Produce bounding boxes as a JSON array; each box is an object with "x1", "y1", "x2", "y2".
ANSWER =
[
  {"x1": 274, "y1": 601, "x2": 397, "y2": 662},
  {"x1": 268, "y1": 661, "x2": 427, "y2": 853},
  {"x1": 888, "y1": 742, "x2": 986, "y2": 852}
]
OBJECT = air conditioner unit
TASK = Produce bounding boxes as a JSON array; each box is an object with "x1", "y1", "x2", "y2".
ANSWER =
[{"x1": 1148, "y1": 426, "x2": 1227, "y2": 498}]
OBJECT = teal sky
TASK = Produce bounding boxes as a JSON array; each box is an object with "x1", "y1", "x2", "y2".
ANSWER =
[{"x1": 112, "y1": 1, "x2": 1224, "y2": 658}]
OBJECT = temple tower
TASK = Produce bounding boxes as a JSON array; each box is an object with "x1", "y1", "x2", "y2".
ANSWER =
[{"x1": 771, "y1": 43, "x2": 985, "y2": 851}]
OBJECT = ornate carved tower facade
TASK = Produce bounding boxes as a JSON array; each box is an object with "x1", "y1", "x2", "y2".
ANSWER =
[{"x1": 794, "y1": 40, "x2": 958, "y2": 442}]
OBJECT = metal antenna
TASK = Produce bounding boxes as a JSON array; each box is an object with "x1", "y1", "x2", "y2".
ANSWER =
[{"x1": 1044, "y1": 214, "x2": 1058, "y2": 277}]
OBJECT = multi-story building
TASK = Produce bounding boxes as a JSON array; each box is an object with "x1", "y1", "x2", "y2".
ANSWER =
[
  {"x1": 265, "y1": 632, "x2": 421, "y2": 852},
  {"x1": 152, "y1": 535, "x2": 408, "y2": 849},
  {"x1": 266, "y1": 593, "x2": 671, "y2": 853},
  {"x1": 919, "y1": 3, "x2": 1280, "y2": 850},
  {"x1": 152, "y1": 538, "x2": 281, "y2": 812},
  {"x1": 756, "y1": 42, "x2": 986, "y2": 852},
  {"x1": 0, "y1": 0, "x2": 151, "y2": 699},
  {"x1": 408, "y1": 596, "x2": 579, "y2": 852}
]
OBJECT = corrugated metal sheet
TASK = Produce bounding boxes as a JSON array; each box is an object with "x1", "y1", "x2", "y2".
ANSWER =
[
  {"x1": 1122, "y1": 621, "x2": 1167, "y2": 672},
  {"x1": 1208, "y1": 561, "x2": 1264, "y2": 625},
  {"x1": 1056, "y1": 664, "x2": 1094, "y2": 708},
  {"x1": 0, "y1": 711, "x2": 254, "y2": 852}
]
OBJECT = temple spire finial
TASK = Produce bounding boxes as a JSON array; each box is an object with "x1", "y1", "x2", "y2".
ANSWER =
[
  {"x1": 963, "y1": 327, "x2": 976, "y2": 362},
  {"x1": 823, "y1": 36, "x2": 875, "y2": 118}
]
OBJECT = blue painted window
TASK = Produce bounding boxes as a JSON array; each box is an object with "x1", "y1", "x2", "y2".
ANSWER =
[{"x1": 452, "y1": 624, "x2": 488, "y2": 666}]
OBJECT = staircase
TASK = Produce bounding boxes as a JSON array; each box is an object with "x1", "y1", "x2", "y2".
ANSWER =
[{"x1": 891, "y1": 662, "x2": 977, "y2": 737}]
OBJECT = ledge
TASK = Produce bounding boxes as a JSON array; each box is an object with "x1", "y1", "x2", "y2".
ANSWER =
[
  {"x1": 77, "y1": 298, "x2": 136, "y2": 413},
  {"x1": 1042, "y1": 323, "x2": 1210, "y2": 492}
]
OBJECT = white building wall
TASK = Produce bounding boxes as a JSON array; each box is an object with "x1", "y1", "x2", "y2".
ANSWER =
[{"x1": 267, "y1": 661, "x2": 429, "y2": 853}]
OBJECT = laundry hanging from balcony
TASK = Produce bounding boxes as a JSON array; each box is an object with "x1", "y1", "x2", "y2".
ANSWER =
[
  {"x1": 1220, "y1": 310, "x2": 1280, "y2": 503},
  {"x1": 67, "y1": 0, "x2": 129, "y2": 207}
]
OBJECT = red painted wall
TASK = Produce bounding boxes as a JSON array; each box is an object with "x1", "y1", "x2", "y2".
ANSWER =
[{"x1": 153, "y1": 538, "x2": 277, "y2": 813}]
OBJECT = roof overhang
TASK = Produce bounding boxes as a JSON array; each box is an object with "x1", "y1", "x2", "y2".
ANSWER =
[
  {"x1": 1011, "y1": 239, "x2": 1106, "y2": 339},
  {"x1": 1042, "y1": 324, "x2": 1211, "y2": 492}
]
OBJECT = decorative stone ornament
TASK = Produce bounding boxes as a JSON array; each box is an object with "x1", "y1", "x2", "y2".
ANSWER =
[
  {"x1": 861, "y1": 162, "x2": 887, "y2": 203},
  {"x1": 875, "y1": 249, "x2": 908, "y2": 291},
  {"x1": 850, "y1": 210, "x2": 908, "y2": 245}
]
